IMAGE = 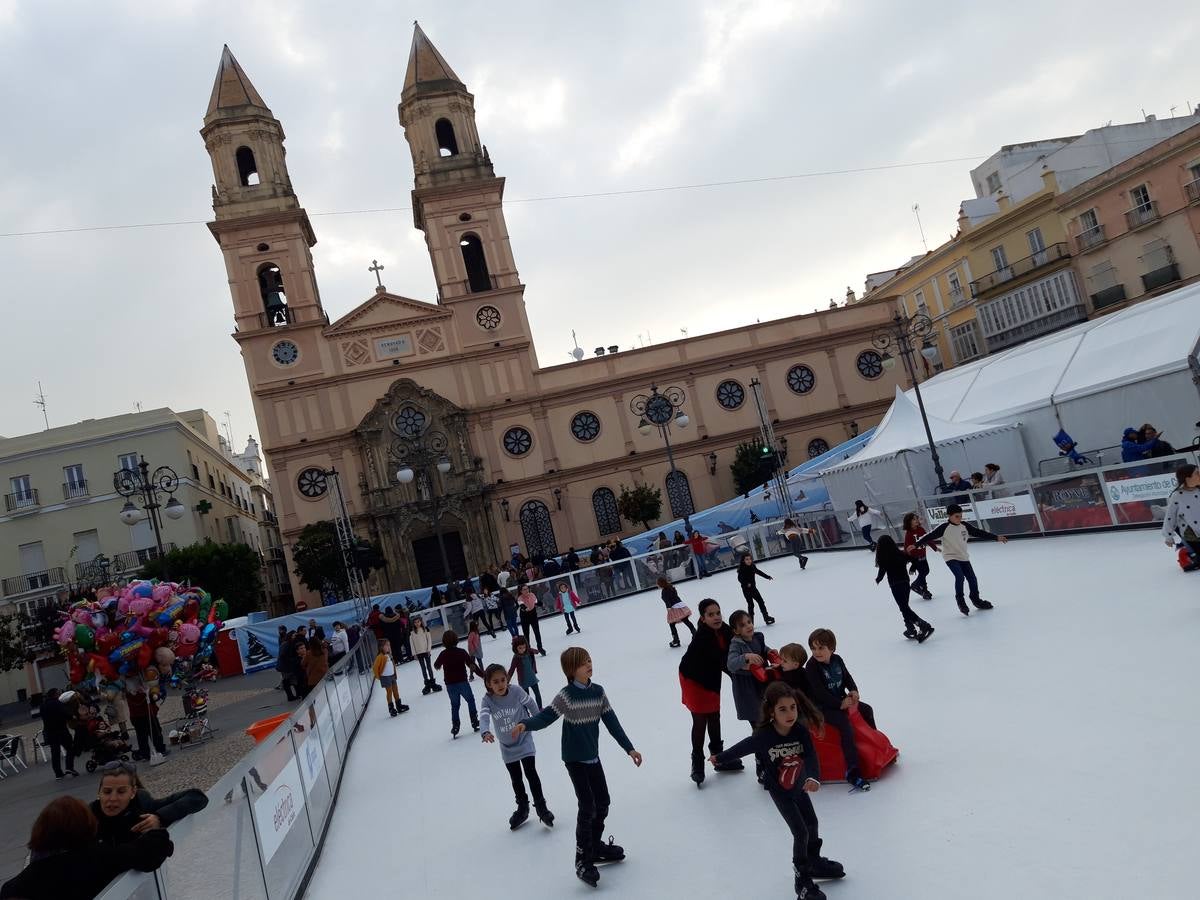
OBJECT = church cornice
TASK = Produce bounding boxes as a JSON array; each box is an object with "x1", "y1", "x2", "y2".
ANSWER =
[
  {"x1": 207, "y1": 207, "x2": 316, "y2": 246},
  {"x1": 323, "y1": 291, "x2": 453, "y2": 337}
]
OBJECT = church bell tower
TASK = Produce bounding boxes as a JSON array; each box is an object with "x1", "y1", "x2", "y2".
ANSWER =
[{"x1": 399, "y1": 25, "x2": 526, "y2": 309}]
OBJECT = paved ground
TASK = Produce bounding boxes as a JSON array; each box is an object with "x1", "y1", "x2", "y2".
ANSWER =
[{"x1": 0, "y1": 668, "x2": 293, "y2": 883}]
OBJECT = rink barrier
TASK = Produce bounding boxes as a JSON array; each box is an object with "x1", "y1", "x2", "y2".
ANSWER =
[{"x1": 95, "y1": 630, "x2": 379, "y2": 900}]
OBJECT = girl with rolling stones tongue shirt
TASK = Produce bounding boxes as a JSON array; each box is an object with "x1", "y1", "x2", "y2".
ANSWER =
[{"x1": 712, "y1": 682, "x2": 846, "y2": 900}]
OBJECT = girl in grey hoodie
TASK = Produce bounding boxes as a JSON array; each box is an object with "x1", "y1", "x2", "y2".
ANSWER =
[{"x1": 480, "y1": 664, "x2": 555, "y2": 830}]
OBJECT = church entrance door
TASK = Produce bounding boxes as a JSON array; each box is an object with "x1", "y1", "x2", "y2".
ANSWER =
[{"x1": 412, "y1": 532, "x2": 469, "y2": 587}]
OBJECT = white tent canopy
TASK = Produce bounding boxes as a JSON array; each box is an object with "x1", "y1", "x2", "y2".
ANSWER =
[
  {"x1": 821, "y1": 387, "x2": 1031, "y2": 505},
  {"x1": 912, "y1": 284, "x2": 1200, "y2": 463}
]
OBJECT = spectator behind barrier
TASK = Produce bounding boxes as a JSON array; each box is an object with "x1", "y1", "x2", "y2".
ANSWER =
[
  {"x1": 0, "y1": 796, "x2": 172, "y2": 900},
  {"x1": 91, "y1": 761, "x2": 209, "y2": 848}
]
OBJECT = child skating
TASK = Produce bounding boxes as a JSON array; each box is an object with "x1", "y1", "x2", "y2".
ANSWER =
[
  {"x1": 433, "y1": 630, "x2": 484, "y2": 738},
  {"x1": 467, "y1": 620, "x2": 484, "y2": 680},
  {"x1": 371, "y1": 639, "x2": 410, "y2": 717},
  {"x1": 479, "y1": 664, "x2": 555, "y2": 830},
  {"x1": 916, "y1": 503, "x2": 1008, "y2": 615},
  {"x1": 657, "y1": 576, "x2": 695, "y2": 648},
  {"x1": 874, "y1": 535, "x2": 934, "y2": 642},
  {"x1": 736, "y1": 553, "x2": 776, "y2": 625},
  {"x1": 805, "y1": 628, "x2": 875, "y2": 790},
  {"x1": 556, "y1": 581, "x2": 582, "y2": 635},
  {"x1": 410, "y1": 617, "x2": 441, "y2": 696},
  {"x1": 780, "y1": 518, "x2": 813, "y2": 570},
  {"x1": 512, "y1": 647, "x2": 643, "y2": 887},
  {"x1": 507, "y1": 635, "x2": 544, "y2": 708},
  {"x1": 679, "y1": 598, "x2": 740, "y2": 785},
  {"x1": 848, "y1": 500, "x2": 883, "y2": 549},
  {"x1": 712, "y1": 682, "x2": 845, "y2": 900},
  {"x1": 902, "y1": 511, "x2": 935, "y2": 599},
  {"x1": 727, "y1": 609, "x2": 776, "y2": 786}
]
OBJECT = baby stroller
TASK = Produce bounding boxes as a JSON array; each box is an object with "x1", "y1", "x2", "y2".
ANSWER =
[
  {"x1": 83, "y1": 722, "x2": 132, "y2": 773},
  {"x1": 169, "y1": 687, "x2": 215, "y2": 748}
]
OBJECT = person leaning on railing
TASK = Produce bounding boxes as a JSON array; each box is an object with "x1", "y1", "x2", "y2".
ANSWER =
[
  {"x1": 91, "y1": 760, "x2": 208, "y2": 848},
  {"x1": 1, "y1": 796, "x2": 173, "y2": 900}
]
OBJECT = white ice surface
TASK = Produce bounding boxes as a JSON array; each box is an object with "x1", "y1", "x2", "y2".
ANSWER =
[{"x1": 307, "y1": 532, "x2": 1200, "y2": 899}]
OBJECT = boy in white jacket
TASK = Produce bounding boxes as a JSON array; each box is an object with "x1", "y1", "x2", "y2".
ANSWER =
[{"x1": 916, "y1": 503, "x2": 1007, "y2": 616}]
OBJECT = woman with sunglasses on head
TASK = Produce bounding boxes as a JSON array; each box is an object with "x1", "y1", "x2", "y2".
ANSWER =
[{"x1": 90, "y1": 761, "x2": 209, "y2": 848}]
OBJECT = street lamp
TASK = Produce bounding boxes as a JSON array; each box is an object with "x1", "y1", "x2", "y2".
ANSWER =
[
  {"x1": 113, "y1": 457, "x2": 182, "y2": 569},
  {"x1": 392, "y1": 425, "x2": 460, "y2": 600},
  {"x1": 629, "y1": 384, "x2": 694, "y2": 533},
  {"x1": 872, "y1": 311, "x2": 948, "y2": 493}
]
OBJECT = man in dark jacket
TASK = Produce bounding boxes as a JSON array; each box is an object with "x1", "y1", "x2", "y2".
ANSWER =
[
  {"x1": 39, "y1": 688, "x2": 78, "y2": 779},
  {"x1": 563, "y1": 547, "x2": 580, "y2": 572}
]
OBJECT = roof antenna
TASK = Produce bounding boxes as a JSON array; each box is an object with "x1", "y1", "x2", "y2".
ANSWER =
[
  {"x1": 913, "y1": 203, "x2": 929, "y2": 252},
  {"x1": 33, "y1": 381, "x2": 49, "y2": 430},
  {"x1": 568, "y1": 329, "x2": 584, "y2": 361}
]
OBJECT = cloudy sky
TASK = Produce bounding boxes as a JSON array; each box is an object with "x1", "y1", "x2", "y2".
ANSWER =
[{"x1": 2, "y1": 0, "x2": 1198, "y2": 447}]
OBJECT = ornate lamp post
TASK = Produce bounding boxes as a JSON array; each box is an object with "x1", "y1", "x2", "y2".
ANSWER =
[
  {"x1": 630, "y1": 384, "x2": 694, "y2": 533},
  {"x1": 113, "y1": 457, "x2": 186, "y2": 569},
  {"x1": 872, "y1": 311, "x2": 948, "y2": 493},
  {"x1": 394, "y1": 427, "x2": 460, "y2": 600}
]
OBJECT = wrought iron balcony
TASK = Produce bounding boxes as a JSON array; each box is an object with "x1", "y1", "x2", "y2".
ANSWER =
[
  {"x1": 1185, "y1": 178, "x2": 1200, "y2": 205},
  {"x1": 1089, "y1": 284, "x2": 1127, "y2": 310},
  {"x1": 62, "y1": 481, "x2": 89, "y2": 500},
  {"x1": 111, "y1": 544, "x2": 177, "y2": 574},
  {"x1": 947, "y1": 287, "x2": 966, "y2": 306},
  {"x1": 2, "y1": 567, "x2": 65, "y2": 597},
  {"x1": 4, "y1": 489, "x2": 39, "y2": 512},
  {"x1": 1074, "y1": 225, "x2": 1107, "y2": 253},
  {"x1": 1125, "y1": 201, "x2": 1160, "y2": 230},
  {"x1": 970, "y1": 243, "x2": 1070, "y2": 297},
  {"x1": 1142, "y1": 262, "x2": 1181, "y2": 292}
]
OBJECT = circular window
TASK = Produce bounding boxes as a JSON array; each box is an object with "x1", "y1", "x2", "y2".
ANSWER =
[
  {"x1": 475, "y1": 305, "x2": 502, "y2": 330},
  {"x1": 786, "y1": 364, "x2": 815, "y2": 395},
  {"x1": 807, "y1": 438, "x2": 830, "y2": 458},
  {"x1": 296, "y1": 467, "x2": 328, "y2": 499},
  {"x1": 392, "y1": 406, "x2": 427, "y2": 438},
  {"x1": 271, "y1": 340, "x2": 299, "y2": 366},
  {"x1": 570, "y1": 411, "x2": 601, "y2": 442},
  {"x1": 503, "y1": 426, "x2": 533, "y2": 456},
  {"x1": 856, "y1": 350, "x2": 884, "y2": 380},
  {"x1": 715, "y1": 380, "x2": 745, "y2": 410}
]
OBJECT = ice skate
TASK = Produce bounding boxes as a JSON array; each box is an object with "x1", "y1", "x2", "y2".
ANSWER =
[
  {"x1": 421, "y1": 682, "x2": 432, "y2": 695},
  {"x1": 845, "y1": 766, "x2": 871, "y2": 792},
  {"x1": 809, "y1": 846, "x2": 845, "y2": 880},
  {"x1": 956, "y1": 597, "x2": 970, "y2": 616},
  {"x1": 535, "y1": 804, "x2": 555, "y2": 827},
  {"x1": 795, "y1": 869, "x2": 827, "y2": 900},
  {"x1": 800, "y1": 556, "x2": 808, "y2": 570},
  {"x1": 690, "y1": 752, "x2": 705, "y2": 787},
  {"x1": 902, "y1": 626, "x2": 918, "y2": 640},
  {"x1": 710, "y1": 740, "x2": 743, "y2": 772},
  {"x1": 508, "y1": 801, "x2": 529, "y2": 830},
  {"x1": 388, "y1": 701, "x2": 397, "y2": 717},
  {"x1": 971, "y1": 595, "x2": 993, "y2": 610},
  {"x1": 916, "y1": 622, "x2": 934, "y2": 643},
  {"x1": 669, "y1": 638, "x2": 681, "y2": 648},
  {"x1": 397, "y1": 703, "x2": 410, "y2": 713},
  {"x1": 451, "y1": 722, "x2": 460, "y2": 738},
  {"x1": 763, "y1": 614, "x2": 776, "y2": 625},
  {"x1": 575, "y1": 848, "x2": 600, "y2": 886},
  {"x1": 593, "y1": 836, "x2": 625, "y2": 864},
  {"x1": 471, "y1": 716, "x2": 481, "y2": 733}
]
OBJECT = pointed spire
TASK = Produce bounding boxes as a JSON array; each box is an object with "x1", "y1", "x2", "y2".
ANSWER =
[
  {"x1": 206, "y1": 45, "x2": 270, "y2": 119},
  {"x1": 403, "y1": 23, "x2": 465, "y2": 101}
]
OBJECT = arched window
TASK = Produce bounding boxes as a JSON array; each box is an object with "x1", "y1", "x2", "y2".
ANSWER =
[
  {"x1": 519, "y1": 500, "x2": 558, "y2": 559},
  {"x1": 460, "y1": 233, "x2": 492, "y2": 292},
  {"x1": 592, "y1": 488, "x2": 622, "y2": 536},
  {"x1": 435, "y1": 118, "x2": 459, "y2": 157},
  {"x1": 257, "y1": 263, "x2": 289, "y2": 326},
  {"x1": 665, "y1": 470, "x2": 695, "y2": 518},
  {"x1": 235, "y1": 146, "x2": 260, "y2": 186}
]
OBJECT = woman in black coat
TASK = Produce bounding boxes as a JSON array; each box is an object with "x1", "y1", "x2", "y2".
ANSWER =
[
  {"x1": 678, "y1": 599, "x2": 743, "y2": 785},
  {"x1": 91, "y1": 763, "x2": 209, "y2": 847}
]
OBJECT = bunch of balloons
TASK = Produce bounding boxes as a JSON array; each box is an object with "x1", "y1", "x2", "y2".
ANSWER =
[{"x1": 54, "y1": 580, "x2": 228, "y2": 701}]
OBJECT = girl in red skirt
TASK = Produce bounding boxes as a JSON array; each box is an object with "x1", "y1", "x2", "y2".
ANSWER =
[
  {"x1": 678, "y1": 598, "x2": 741, "y2": 786},
  {"x1": 657, "y1": 576, "x2": 696, "y2": 648}
]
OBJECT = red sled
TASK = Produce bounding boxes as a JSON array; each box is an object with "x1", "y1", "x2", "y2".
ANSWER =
[{"x1": 810, "y1": 706, "x2": 899, "y2": 782}]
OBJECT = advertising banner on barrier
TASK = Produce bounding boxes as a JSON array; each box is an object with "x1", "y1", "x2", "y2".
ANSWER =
[
  {"x1": 253, "y1": 756, "x2": 306, "y2": 865},
  {"x1": 299, "y1": 727, "x2": 324, "y2": 789},
  {"x1": 1104, "y1": 472, "x2": 1177, "y2": 505},
  {"x1": 337, "y1": 677, "x2": 353, "y2": 714}
]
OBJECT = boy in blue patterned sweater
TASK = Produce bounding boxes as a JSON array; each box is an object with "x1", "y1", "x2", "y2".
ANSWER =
[{"x1": 513, "y1": 646, "x2": 643, "y2": 887}]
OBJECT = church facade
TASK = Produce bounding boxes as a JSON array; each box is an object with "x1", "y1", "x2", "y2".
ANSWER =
[{"x1": 201, "y1": 27, "x2": 908, "y2": 608}]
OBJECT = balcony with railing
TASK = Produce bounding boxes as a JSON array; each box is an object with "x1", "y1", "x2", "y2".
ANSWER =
[
  {"x1": 947, "y1": 286, "x2": 966, "y2": 307},
  {"x1": 1186, "y1": 178, "x2": 1200, "y2": 205},
  {"x1": 1140, "y1": 245, "x2": 1181, "y2": 293},
  {"x1": 4, "y1": 489, "x2": 39, "y2": 512},
  {"x1": 970, "y1": 242, "x2": 1071, "y2": 298},
  {"x1": 62, "y1": 480, "x2": 89, "y2": 500},
  {"x1": 2, "y1": 567, "x2": 66, "y2": 598},
  {"x1": 1074, "y1": 224, "x2": 1107, "y2": 253},
  {"x1": 1124, "y1": 201, "x2": 1160, "y2": 231},
  {"x1": 111, "y1": 544, "x2": 177, "y2": 574}
]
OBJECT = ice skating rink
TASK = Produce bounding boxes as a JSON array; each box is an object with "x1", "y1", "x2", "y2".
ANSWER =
[{"x1": 307, "y1": 531, "x2": 1199, "y2": 899}]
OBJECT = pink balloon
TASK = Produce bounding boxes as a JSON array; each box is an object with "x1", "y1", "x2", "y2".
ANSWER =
[
  {"x1": 152, "y1": 584, "x2": 174, "y2": 604},
  {"x1": 128, "y1": 599, "x2": 154, "y2": 618},
  {"x1": 178, "y1": 622, "x2": 201, "y2": 643}
]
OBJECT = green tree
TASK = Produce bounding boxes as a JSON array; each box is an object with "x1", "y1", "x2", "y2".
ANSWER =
[
  {"x1": 617, "y1": 483, "x2": 663, "y2": 530},
  {"x1": 730, "y1": 440, "x2": 778, "y2": 496},
  {"x1": 140, "y1": 542, "x2": 264, "y2": 618},
  {"x1": 0, "y1": 612, "x2": 25, "y2": 673},
  {"x1": 290, "y1": 521, "x2": 387, "y2": 601}
]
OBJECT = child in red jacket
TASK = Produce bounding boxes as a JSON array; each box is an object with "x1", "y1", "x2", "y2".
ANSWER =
[
  {"x1": 555, "y1": 581, "x2": 581, "y2": 635},
  {"x1": 902, "y1": 511, "x2": 936, "y2": 600}
]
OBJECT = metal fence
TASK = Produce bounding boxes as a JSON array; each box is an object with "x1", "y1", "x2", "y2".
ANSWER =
[{"x1": 96, "y1": 629, "x2": 378, "y2": 900}]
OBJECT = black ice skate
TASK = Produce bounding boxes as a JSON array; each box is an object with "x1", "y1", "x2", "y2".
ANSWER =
[
  {"x1": 799, "y1": 556, "x2": 808, "y2": 570},
  {"x1": 669, "y1": 638, "x2": 681, "y2": 648},
  {"x1": 471, "y1": 717, "x2": 481, "y2": 733},
  {"x1": 971, "y1": 595, "x2": 994, "y2": 610},
  {"x1": 388, "y1": 702, "x2": 397, "y2": 717},
  {"x1": 421, "y1": 683, "x2": 432, "y2": 696},
  {"x1": 808, "y1": 844, "x2": 845, "y2": 880},
  {"x1": 593, "y1": 836, "x2": 625, "y2": 864},
  {"x1": 903, "y1": 626, "x2": 918, "y2": 640},
  {"x1": 795, "y1": 869, "x2": 828, "y2": 900},
  {"x1": 956, "y1": 597, "x2": 970, "y2": 616},
  {"x1": 451, "y1": 722, "x2": 460, "y2": 739},
  {"x1": 711, "y1": 740, "x2": 744, "y2": 772},
  {"x1": 508, "y1": 801, "x2": 529, "y2": 830},
  {"x1": 690, "y1": 753, "x2": 705, "y2": 787},
  {"x1": 396, "y1": 703, "x2": 410, "y2": 713},
  {"x1": 432, "y1": 682, "x2": 443, "y2": 692},
  {"x1": 535, "y1": 804, "x2": 555, "y2": 827},
  {"x1": 575, "y1": 848, "x2": 600, "y2": 887},
  {"x1": 763, "y1": 615, "x2": 776, "y2": 625},
  {"x1": 845, "y1": 767, "x2": 871, "y2": 792},
  {"x1": 916, "y1": 622, "x2": 935, "y2": 644}
]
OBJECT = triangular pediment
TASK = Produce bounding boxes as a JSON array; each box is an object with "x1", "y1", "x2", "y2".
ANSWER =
[{"x1": 324, "y1": 291, "x2": 451, "y2": 337}]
